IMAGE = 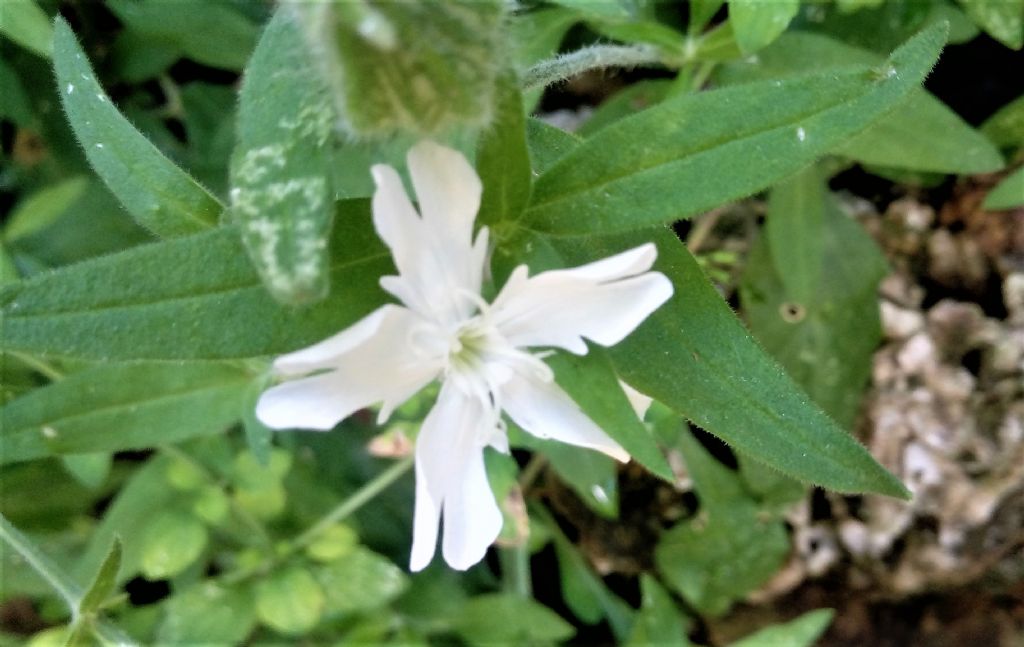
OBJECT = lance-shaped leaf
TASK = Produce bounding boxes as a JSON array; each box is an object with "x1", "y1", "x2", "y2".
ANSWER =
[
  {"x1": 717, "y1": 31, "x2": 1003, "y2": 174},
  {"x1": 523, "y1": 22, "x2": 947, "y2": 234},
  {"x1": 0, "y1": 0, "x2": 52, "y2": 58},
  {"x1": 740, "y1": 167, "x2": 889, "y2": 428},
  {"x1": 545, "y1": 228, "x2": 908, "y2": 498},
  {"x1": 1, "y1": 362, "x2": 256, "y2": 464},
  {"x1": 230, "y1": 11, "x2": 336, "y2": 305},
  {"x1": 476, "y1": 72, "x2": 532, "y2": 228},
  {"x1": 52, "y1": 19, "x2": 222, "y2": 238},
  {"x1": 0, "y1": 201, "x2": 390, "y2": 362}
]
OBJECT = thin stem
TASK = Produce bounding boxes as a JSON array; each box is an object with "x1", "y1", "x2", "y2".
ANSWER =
[
  {"x1": 500, "y1": 544, "x2": 533, "y2": 598},
  {"x1": 0, "y1": 513, "x2": 82, "y2": 612},
  {"x1": 290, "y1": 456, "x2": 414, "y2": 551},
  {"x1": 518, "y1": 454, "x2": 547, "y2": 492},
  {"x1": 522, "y1": 44, "x2": 666, "y2": 93},
  {"x1": 686, "y1": 207, "x2": 726, "y2": 254}
]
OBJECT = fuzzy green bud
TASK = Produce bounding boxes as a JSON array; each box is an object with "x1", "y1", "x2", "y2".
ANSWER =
[{"x1": 293, "y1": 0, "x2": 506, "y2": 138}]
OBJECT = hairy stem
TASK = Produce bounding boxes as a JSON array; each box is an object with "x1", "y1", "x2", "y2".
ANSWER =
[{"x1": 522, "y1": 44, "x2": 666, "y2": 93}]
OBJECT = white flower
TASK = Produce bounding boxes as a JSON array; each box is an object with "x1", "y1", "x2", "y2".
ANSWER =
[{"x1": 256, "y1": 141, "x2": 673, "y2": 571}]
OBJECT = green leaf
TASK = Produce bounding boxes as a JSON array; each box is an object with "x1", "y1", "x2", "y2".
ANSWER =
[
  {"x1": 577, "y1": 80, "x2": 671, "y2": 137},
  {"x1": 0, "y1": 57, "x2": 33, "y2": 125},
  {"x1": 740, "y1": 167, "x2": 889, "y2": 428},
  {"x1": 524, "y1": 23, "x2": 948, "y2": 234},
  {"x1": 587, "y1": 18, "x2": 688, "y2": 55},
  {"x1": 547, "y1": 346, "x2": 673, "y2": 482},
  {"x1": 60, "y1": 453, "x2": 112, "y2": 490},
  {"x1": 255, "y1": 565, "x2": 325, "y2": 635},
  {"x1": 109, "y1": 30, "x2": 181, "y2": 82},
  {"x1": 105, "y1": 0, "x2": 259, "y2": 70},
  {"x1": 78, "y1": 538, "x2": 121, "y2": 615},
  {"x1": 4, "y1": 177, "x2": 89, "y2": 243},
  {"x1": 299, "y1": 1, "x2": 505, "y2": 137},
  {"x1": 537, "y1": 507, "x2": 633, "y2": 638},
  {"x1": 984, "y1": 166, "x2": 1024, "y2": 209},
  {"x1": 139, "y1": 510, "x2": 207, "y2": 580},
  {"x1": 690, "y1": 0, "x2": 726, "y2": 33},
  {"x1": 982, "y1": 93, "x2": 1024, "y2": 147},
  {"x1": 800, "y1": 0, "x2": 951, "y2": 52},
  {"x1": 547, "y1": 0, "x2": 632, "y2": 19},
  {"x1": 955, "y1": 0, "x2": 1023, "y2": 49},
  {"x1": 0, "y1": 201, "x2": 390, "y2": 361},
  {"x1": 718, "y1": 31, "x2": 1003, "y2": 174},
  {"x1": 156, "y1": 584, "x2": 256, "y2": 646},
  {"x1": 729, "y1": 608, "x2": 834, "y2": 647},
  {"x1": 526, "y1": 118, "x2": 583, "y2": 176},
  {"x1": 1, "y1": 362, "x2": 255, "y2": 464},
  {"x1": 837, "y1": 91, "x2": 1005, "y2": 173},
  {"x1": 0, "y1": 0, "x2": 52, "y2": 57},
  {"x1": 230, "y1": 10, "x2": 336, "y2": 305},
  {"x1": 74, "y1": 456, "x2": 177, "y2": 582},
  {"x1": 547, "y1": 228, "x2": 909, "y2": 498},
  {"x1": 314, "y1": 547, "x2": 409, "y2": 617},
  {"x1": 52, "y1": 19, "x2": 223, "y2": 237},
  {"x1": 728, "y1": 0, "x2": 800, "y2": 54},
  {"x1": 835, "y1": 0, "x2": 886, "y2": 12},
  {"x1": 521, "y1": 436, "x2": 619, "y2": 518},
  {"x1": 626, "y1": 574, "x2": 691, "y2": 646},
  {"x1": 476, "y1": 72, "x2": 532, "y2": 228},
  {"x1": 736, "y1": 453, "x2": 805, "y2": 508},
  {"x1": 654, "y1": 428, "x2": 789, "y2": 617},
  {"x1": 304, "y1": 524, "x2": 358, "y2": 562},
  {"x1": 452, "y1": 593, "x2": 576, "y2": 646}
]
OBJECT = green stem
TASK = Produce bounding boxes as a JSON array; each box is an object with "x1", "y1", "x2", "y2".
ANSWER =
[
  {"x1": 290, "y1": 455, "x2": 414, "y2": 552},
  {"x1": 522, "y1": 44, "x2": 666, "y2": 93},
  {"x1": 501, "y1": 544, "x2": 532, "y2": 598}
]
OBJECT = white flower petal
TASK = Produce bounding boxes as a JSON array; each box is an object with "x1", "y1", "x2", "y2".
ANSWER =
[
  {"x1": 256, "y1": 306, "x2": 439, "y2": 430},
  {"x1": 552, "y1": 243, "x2": 658, "y2": 282},
  {"x1": 407, "y1": 140, "x2": 481, "y2": 248},
  {"x1": 441, "y1": 447, "x2": 503, "y2": 570},
  {"x1": 500, "y1": 372, "x2": 629, "y2": 462},
  {"x1": 372, "y1": 143, "x2": 486, "y2": 324},
  {"x1": 410, "y1": 382, "x2": 498, "y2": 571},
  {"x1": 491, "y1": 245, "x2": 673, "y2": 354},
  {"x1": 370, "y1": 164, "x2": 423, "y2": 278},
  {"x1": 273, "y1": 305, "x2": 393, "y2": 376}
]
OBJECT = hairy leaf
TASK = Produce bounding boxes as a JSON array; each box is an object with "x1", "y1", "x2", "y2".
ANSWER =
[
  {"x1": 53, "y1": 19, "x2": 223, "y2": 237},
  {"x1": 524, "y1": 23, "x2": 948, "y2": 233}
]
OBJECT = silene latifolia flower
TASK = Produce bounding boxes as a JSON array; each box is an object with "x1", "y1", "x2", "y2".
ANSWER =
[{"x1": 256, "y1": 141, "x2": 673, "y2": 571}]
